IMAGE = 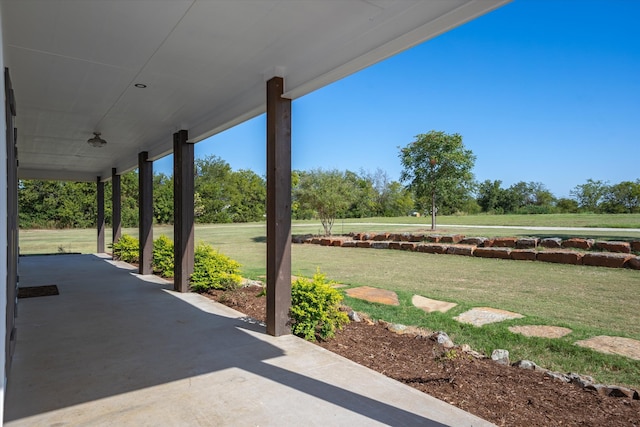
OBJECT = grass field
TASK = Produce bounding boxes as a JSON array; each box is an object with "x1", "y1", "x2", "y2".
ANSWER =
[{"x1": 19, "y1": 214, "x2": 640, "y2": 388}]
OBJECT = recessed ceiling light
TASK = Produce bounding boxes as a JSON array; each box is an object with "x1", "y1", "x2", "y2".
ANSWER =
[{"x1": 134, "y1": 83, "x2": 147, "y2": 88}]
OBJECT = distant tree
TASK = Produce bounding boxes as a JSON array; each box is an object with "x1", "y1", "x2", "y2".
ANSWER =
[
  {"x1": 476, "y1": 179, "x2": 503, "y2": 213},
  {"x1": 226, "y1": 169, "x2": 266, "y2": 222},
  {"x1": 555, "y1": 198, "x2": 579, "y2": 213},
  {"x1": 153, "y1": 172, "x2": 173, "y2": 224},
  {"x1": 570, "y1": 179, "x2": 609, "y2": 212},
  {"x1": 294, "y1": 169, "x2": 355, "y2": 235},
  {"x1": 507, "y1": 181, "x2": 556, "y2": 214},
  {"x1": 344, "y1": 170, "x2": 377, "y2": 218},
  {"x1": 600, "y1": 180, "x2": 640, "y2": 213},
  {"x1": 399, "y1": 131, "x2": 475, "y2": 229}
]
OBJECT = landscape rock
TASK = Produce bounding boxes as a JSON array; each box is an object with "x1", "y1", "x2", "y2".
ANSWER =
[
  {"x1": 540, "y1": 237, "x2": 563, "y2": 248},
  {"x1": 567, "y1": 373, "x2": 595, "y2": 388},
  {"x1": 460, "y1": 237, "x2": 488, "y2": 246},
  {"x1": 430, "y1": 331, "x2": 455, "y2": 349},
  {"x1": 388, "y1": 242, "x2": 403, "y2": 250},
  {"x1": 510, "y1": 249, "x2": 537, "y2": 261},
  {"x1": 512, "y1": 360, "x2": 538, "y2": 370},
  {"x1": 516, "y1": 238, "x2": 538, "y2": 249},
  {"x1": 631, "y1": 240, "x2": 640, "y2": 252},
  {"x1": 311, "y1": 237, "x2": 322, "y2": 245},
  {"x1": 408, "y1": 233, "x2": 425, "y2": 242},
  {"x1": 460, "y1": 344, "x2": 485, "y2": 359},
  {"x1": 544, "y1": 371, "x2": 570, "y2": 383},
  {"x1": 372, "y1": 233, "x2": 390, "y2": 241},
  {"x1": 627, "y1": 256, "x2": 640, "y2": 270},
  {"x1": 355, "y1": 241, "x2": 371, "y2": 248},
  {"x1": 387, "y1": 323, "x2": 408, "y2": 334},
  {"x1": 400, "y1": 242, "x2": 417, "y2": 251},
  {"x1": 585, "y1": 384, "x2": 640, "y2": 399},
  {"x1": 347, "y1": 310, "x2": 361, "y2": 322},
  {"x1": 440, "y1": 234, "x2": 464, "y2": 244},
  {"x1": 446, "y1": 245, "x2": 475, "y2": 256},
  {"x1": 291, "y1": 234, "x2": 313, "y2": 244},
  {"x1": 562, "y1": 238, "x2": 594, "y2": 250},
  {"x1": 370, "y1": 241, "x2": 390, "y2": 249},
  {"x1": 341, "y1": 240, "x2": 357, "y2": 248},
  {"x1": 491, "y1": 349, "x2": 510, "y2": 365},
  {"x1": 582, "y1": 252, "x2": 634, "y2": 268},
  {"x1": 425, "y1": 235, "x2": 442, "y2": 243},
  {"x1": 490, "y1": 237, "x2": 518, "y2": 248},
  {"x1": 537, "y1": 250, "x2": 583, "y2": 265},
  {"x1": 416, "y1": 243, "x2": 448, "y2": 254},
  {"x1": 594, "y1": 240, "x2": 631, "y2": 253},
  {"x1": 474, "y1": 247, "x2": 512, "y2": 259}
]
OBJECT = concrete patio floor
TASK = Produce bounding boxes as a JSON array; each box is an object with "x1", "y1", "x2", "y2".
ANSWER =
[{"x1": 4, "y1": 254, "x2": 492, "y2": 426}]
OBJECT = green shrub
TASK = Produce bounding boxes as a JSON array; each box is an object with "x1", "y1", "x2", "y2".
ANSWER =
[
  {"x1": 153, "y1": 235, "x2": 174, "y2": 278},
  {"x1": 290, "y1": 269, "x2": 349, "y2": 341},
  {"x1": 111, "y1": 234, "x2": 139, "y2": 263},
  {"x1": 190, "y1": 242, "x2": 242, "y2": 292}
]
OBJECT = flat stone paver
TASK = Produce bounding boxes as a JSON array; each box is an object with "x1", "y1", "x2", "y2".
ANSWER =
[
  {"x1": 345, "y1": 286, "x2": 399, "y2": 306},
  {"x1": 508, "y1": 325, "x2": 572, "y2": 339},
  {"x1": 575, "y1": 336, "x2": 640, "y2": 361},
  {"x1": 412, "y1": 295, "x2": 457, "y2": 313},
  {"x1": 454, "y1": 307, "x2": 524, "y2": 327}
]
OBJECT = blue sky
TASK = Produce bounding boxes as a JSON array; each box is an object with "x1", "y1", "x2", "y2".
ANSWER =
[{"x1": 155, "y1": 0, "x2": 639, "y2": 199}]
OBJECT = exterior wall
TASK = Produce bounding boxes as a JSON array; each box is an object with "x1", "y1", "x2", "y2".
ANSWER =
[{"x1": 0, "y1": 5, "x2": 8, "y2": 420}]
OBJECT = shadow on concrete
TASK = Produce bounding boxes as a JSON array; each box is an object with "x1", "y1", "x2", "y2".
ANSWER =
[{"x1": 5, "y1": 254, "x2": 452, "y2": 425}]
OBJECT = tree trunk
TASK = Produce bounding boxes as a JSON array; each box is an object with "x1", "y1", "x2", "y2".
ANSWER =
[{"x1": 431, "y1": 191, "x2": 436, "y2": 231}]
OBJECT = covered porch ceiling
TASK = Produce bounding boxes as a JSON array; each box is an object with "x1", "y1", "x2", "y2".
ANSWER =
[{"x1": 2, "y1": 0, "x2": 509, "y2": 182}]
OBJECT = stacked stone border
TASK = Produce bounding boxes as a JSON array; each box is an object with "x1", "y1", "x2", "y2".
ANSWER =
[{"x1": 292, "y1": 233, "x2": 640, "y2": 270}]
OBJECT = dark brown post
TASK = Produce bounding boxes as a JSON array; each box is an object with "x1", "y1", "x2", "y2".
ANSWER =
[
  {"x1": 97, "y1": 176, "x2": 105, "y2": 253},
  {"x1": 138, "y1": 151, "x2": 153, "y2": 274},
  {"x1": 173, "y1": 129, "x2": 194, "y2": 293},
  {"x1": 266, "y1": 76, "x2": 292, "y2": 336},
  {"x1": 112, "y1": 168, "x2": 121, "y2": 245}
]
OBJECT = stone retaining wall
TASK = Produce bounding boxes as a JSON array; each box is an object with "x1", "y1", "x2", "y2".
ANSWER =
[{"x1": 291, "y1": 233, "x2": 640, "y2": 270}]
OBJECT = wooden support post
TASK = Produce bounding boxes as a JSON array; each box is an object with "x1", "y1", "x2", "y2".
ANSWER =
[
  {"x1": 138, "y1": 151, "x2": 153, "y2": 275},
  {"x1": 266, "y1": 76, "x2": 292, "y2": 336},
  {"x1": 173, "y1": 130, "x2": 194, "y2": 293},
  {"x1": 97, "y1": 177, "x2": 105, "y2": 253},
  {"x1": 112, "y1": 168, "x2": 121, "y2": 245}
]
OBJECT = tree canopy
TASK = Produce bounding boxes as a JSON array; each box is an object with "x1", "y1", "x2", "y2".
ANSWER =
[{"x1": 399, "y1": 131, "x2": 476, "y2": 229}]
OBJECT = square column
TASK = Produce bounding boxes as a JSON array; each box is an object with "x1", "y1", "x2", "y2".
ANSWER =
[
  {"x1": 97, "y1": 176, "x2": 105, "y2": 253},
  {"x1": 138, "y1": 151, "x2": 153, "y2": 275},
  {"x1": 266, "y1": 76, "x2": 292, "y2": 336},
  {"x1": 173, "y1": 130, "x2": 194, "y2": 293},
  {"x1": 112, "y1": 168, "x2": 121, "y2": 245}
]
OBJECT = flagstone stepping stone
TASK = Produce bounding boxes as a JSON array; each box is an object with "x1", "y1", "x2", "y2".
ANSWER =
[
  {"x1": 508, "y1": 325, "x2": 572, "y2": 339},
  {"x1": 412, "y1": 295, "x2": 457, "y2": 313},
  {"x1": 344, "y1": 286, "x2": 399, "y2": 306},
  {"x1": 454, "y1": 307, "x2": 524, "y2": 327},
  {"x1": 575, "y1": 336, "x2": 640, "y2": 361}
]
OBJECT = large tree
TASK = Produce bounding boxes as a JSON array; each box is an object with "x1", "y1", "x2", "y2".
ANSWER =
[
  {"x1": 293, "y1": 169, "x2": 355, "y2": 235},
  {"x1": 399, "y1": 131, "x2": 475, "y2": 230}
]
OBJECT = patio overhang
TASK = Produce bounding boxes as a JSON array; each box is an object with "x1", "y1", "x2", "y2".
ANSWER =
[{"x1": 1, "y1": 0, "x2": 509, "y2": 182}]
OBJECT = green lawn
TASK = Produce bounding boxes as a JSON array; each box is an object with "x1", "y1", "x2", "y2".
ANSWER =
[{"x1": 19, "y1": 214, "x2": 640, "y2": 388}]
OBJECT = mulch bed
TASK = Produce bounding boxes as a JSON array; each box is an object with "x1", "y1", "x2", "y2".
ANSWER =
[{"x1": 205, "y1": 287, "x2": 640, "y2": 426}]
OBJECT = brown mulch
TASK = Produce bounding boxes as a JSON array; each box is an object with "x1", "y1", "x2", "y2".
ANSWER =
[{"x1": 205, "y1": 287, "x2": 640, "y2": 427}]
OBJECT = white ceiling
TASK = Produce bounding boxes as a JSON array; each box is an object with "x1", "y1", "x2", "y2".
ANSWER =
[{"x1": 1, "y1": 0, "x2": 509, "y2": 182}]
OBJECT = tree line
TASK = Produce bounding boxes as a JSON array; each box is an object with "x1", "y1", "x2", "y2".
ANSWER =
[{"x1": 18, "y1": 133, "x2": 640, "y2": 231}]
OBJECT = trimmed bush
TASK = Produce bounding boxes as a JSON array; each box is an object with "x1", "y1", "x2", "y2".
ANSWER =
[
  {"x1": 290, "y1": 269, "x2": 349, "y2": 341},
  {"x1": 153, "y1": 235, "x2": 174, "y2": 278},
  {"x1": 190, "y1": 242, "x2": 242, "y2": 292},
  {"x1": 111, "y1": 234, "x2": 139, "y2": 263}
]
